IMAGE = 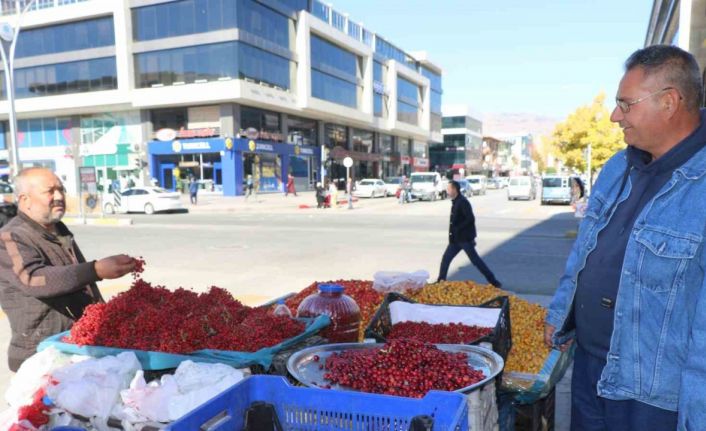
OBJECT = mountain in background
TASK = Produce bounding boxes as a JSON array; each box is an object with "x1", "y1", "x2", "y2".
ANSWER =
[{"x1": 481, "y1": 112, "x2": 561, "y2": 138}]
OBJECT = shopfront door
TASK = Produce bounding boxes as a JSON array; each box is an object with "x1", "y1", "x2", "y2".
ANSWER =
[{"x1": 160, "y1": 163, "x2": 176, "y2": 191}]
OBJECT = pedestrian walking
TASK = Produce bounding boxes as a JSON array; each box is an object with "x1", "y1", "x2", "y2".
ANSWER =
[
  {"x1": 285, "y1": 173, "x2": 297, "y2": 197},
  {"x1": 188, "y1": 177, "x2": 199, "y2": 205},
  {"x1": 0, "y1": 167, "x2": 135, "y2": 371},
  {"x1": 436, "y1": 180, "x2": 501, "y2": 288},
  {"x1": 245, "y1": 174, "x2": 255, "y2": 200},
  {"x1": 328, "y1": 180, "x2": 338, "y2": 209},
  {"x1": 546, "y1": 45, "x2": 706, "y2": 430},
  {"x1": 398, "y1": 176, "x2": 408, "y2": 204},
  {"x1": 315, "y1": 182, "x2": 325, "y2": 208}
]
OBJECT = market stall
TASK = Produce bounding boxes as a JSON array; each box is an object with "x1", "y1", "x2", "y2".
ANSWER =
[{"x1": 2, "y1": 266, "x2": 571, "y2": 431}]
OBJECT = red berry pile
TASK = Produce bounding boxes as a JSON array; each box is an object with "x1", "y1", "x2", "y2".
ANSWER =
[
  {"x1": 10, "y1": 388, "x2": 49, "y2": 430},
  {"x1": 322, "y1": 339, "x2": 485, "y2": 398},
  {"x1": 68, "y1": 270, "x2": 305, "y2": 353},
  {"x1": 132, "y1": 256, "x2": 145, "y2": 279},
  {"x1": 388, "y1": 321, "x2": 493, "y2": 344}
]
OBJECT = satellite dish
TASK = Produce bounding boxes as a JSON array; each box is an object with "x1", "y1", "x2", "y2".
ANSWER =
[{"x1": 0, "y1": 23, "x2": 13, "y2": 43}]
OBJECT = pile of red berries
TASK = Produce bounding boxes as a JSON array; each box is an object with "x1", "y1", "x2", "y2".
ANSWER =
[
  {"x1": 68, "y1": 261, "x2": 305, "y2": 354},
  {"x1": 322, "y1": 338, "x2": 485, "y2": 398},
  {"x1": 388, "y1": 321, "x2": 493, "y2": 344}
]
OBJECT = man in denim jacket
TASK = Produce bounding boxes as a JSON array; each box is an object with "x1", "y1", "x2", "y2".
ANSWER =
[{"x1": 545, "y1": 45, "x2": 706, "y2": 430}]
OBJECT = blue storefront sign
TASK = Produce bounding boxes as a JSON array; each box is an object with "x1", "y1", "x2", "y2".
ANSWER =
[{"x1": 148, "y1": 137, "x2": 320, "y2": 196}]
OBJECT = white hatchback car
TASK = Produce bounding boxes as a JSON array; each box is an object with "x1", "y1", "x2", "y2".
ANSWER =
[
  {"x1": 104, "y1": 187, "x2": 184, "y2": 215},
  {"x1": 353, "y1": 179, "x2": 387, "y2": 198}
]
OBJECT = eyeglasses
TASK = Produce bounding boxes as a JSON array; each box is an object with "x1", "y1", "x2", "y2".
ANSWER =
[{"x1": 615, "y1": 87, "x2": 677, "y2": 114}]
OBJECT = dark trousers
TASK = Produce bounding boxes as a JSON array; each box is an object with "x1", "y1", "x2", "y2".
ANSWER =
[
  {"x1": 437, "y1": 241, "x2": 499, "y2": 285},
  {"x1": 571, "y1": 344, "x2": 678, "y2": 431},
  {"x1": 190, "y1": 193, "x2": 197, "y2": 205}
]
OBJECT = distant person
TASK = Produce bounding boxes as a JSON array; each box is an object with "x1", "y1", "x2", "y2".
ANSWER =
[
  {"x1": 245, "y1": 175, "x2": 255, "y2": 200},
  {"x1": 437, "y1": 180, "x2": 501, "y2": 288},
  {"x1": 285, "y1": 173, "x2": 297, "y2": 197},
  {"x1": 570, "y1": 177, "x2": 585, "y2": 208},
  {"x1": 315, "y1": 182, "x2": 325, "y2": 208},
  {"x1": 398, "y1": 176, "x2": 408, "y2": 204},
  {"x1": 328, "y1": 180, "x2": 338, "y2": 209},
  {"x1": 0, "y1": 168, "x2": 135, "y2": 371},
  {"x1": 188, "y1": 177, "x2": 199, "y2": 205}
]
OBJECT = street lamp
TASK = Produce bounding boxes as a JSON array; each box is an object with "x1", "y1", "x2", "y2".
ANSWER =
[{"x1": 0, "y1": 0, "x2": 38, "y2": 178}]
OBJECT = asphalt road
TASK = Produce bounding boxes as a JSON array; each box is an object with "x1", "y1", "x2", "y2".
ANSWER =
[{"x1": 0, "y1": 188, "x2": 579, "y2": 418}]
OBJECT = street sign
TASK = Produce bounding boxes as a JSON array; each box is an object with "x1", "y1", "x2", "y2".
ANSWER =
[
  {"x1": 79, "y1": 166, "x2": 97, "y2": 194},
  {"x1": 343, "y1": 157, "x2": 353, "y2": 168}
]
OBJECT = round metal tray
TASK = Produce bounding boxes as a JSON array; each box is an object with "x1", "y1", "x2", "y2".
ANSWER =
[{"x1": 287, "y1": 342, "x2": 504, "y2": 394}]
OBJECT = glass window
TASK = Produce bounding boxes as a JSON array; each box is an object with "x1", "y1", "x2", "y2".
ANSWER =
[
  {"x1": 16, "y1": 17, "x2": 115, "y2": 58},
  {"x1": 374, "y1": 93, "x2": 384, "y2": 118},
  {"x1": 398, "y1": 138, "x2": 410, "y2": 156},
  {"x1": 443, "y1": 134, "x2": 466, "y2": 147},
  {"x1": 373, "y1": 60, "x2": 385, "y2": 83},
  {"x1": 430, "y1": 90, "x2": 442, "y2": 115},
  {"x1": 324, "y1": 123, "x2": 347, "y2": 148},
  {"x1": 397, "y1": 100, "x2": 418, "y2": 125},
  {"x1": 431, "y1": 113, "x2": 442, "y2": 133},
  {"x1": 310, "y1": 0, "x2": 330, "y2": 22},
  {"x1": 240, "y1": 107, "x2": 282, "y2": 141},
  {"x1": 238, "y1": 0, "x2": 290, "y2": 49},
  {"x1": 287, "y1": 115, "x2": 317, "y2": 146},
  {"x1": 238, "y1": 43, "x2": 291, "y2": 89},
  {"x1": 152, "y1": 108, "x2": 188, "y2": 131},
  {"x1": 16, "y1": 117, "x2": 68, "y2": 147},
  {"x1": 420, "y1": 67, "x2": 442, "y2": 93},
  {"x1": 310, "y1": 35, "x2": 358, "y2": 79},
  {"x1": 412, "y1": 141, "x2": 427, "y2": 158},
  {"x1": 311, "y1": 70, "x2": 357, "y2": 108},
  {"x1": 442, "y1": 116, "x2": 466, "y2": 129},
  {"x1": 6, "y1": 57, "x2": 117, "y2": 99},
  {"x1": 380, "y1": 134, "x2": 394, "y2": 154},
  {"x1": 397, "y1": 76, "x2": 419, "y2": 106},
  {"x1": 351, "y1": 128, "x2": 373, "y2": 153}
]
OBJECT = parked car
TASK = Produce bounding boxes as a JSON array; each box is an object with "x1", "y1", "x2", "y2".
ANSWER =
[
  {"x1": 457, "y1": 179, "x2": 473, "y2": 197},
  {"x1": 541, "y1": 175, "x2": 572, "y2": 205},
  {"x1": 487, "y1": 178, "x2": 502, "y2": 190},
  {"x1": 410, "y1": 172, "x2": 447, "y2": 201},
  {"x1": 353, "y1": 179, "x2": 387, "y2": 198},
  {"x1": 466, "y1": 175, "x2": 487, "y2": 195},
  {"x1": 383, "y1": 177, "x2": 402, "y2": 197},
  {"x1": 0, "y1": 181, "x2": 16, "y2": 227},
  {"x1": 104, "y1": 186, "x2": 184, "y2": 214},
  {"x1": 507, "y1": 176, "x2": 536, "y2": 201}
]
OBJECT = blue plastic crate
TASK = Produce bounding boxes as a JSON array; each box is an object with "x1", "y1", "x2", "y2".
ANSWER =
[{"x1": 168, "y1": 375, "x2": 469, "y2": 431}]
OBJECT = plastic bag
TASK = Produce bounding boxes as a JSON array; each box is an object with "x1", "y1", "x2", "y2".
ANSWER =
[
  {"x1": 372, "y1": 270, "x2": 430, "y2": 294},
  {"x1": 119, "y1": 361, "x2": 246, "y2": 423},
  {"x1": 46, "y1": 352, "x2": 141, "y2": 420},
  {"x1": 5, "y1": 347, "x2": 80, "y2": 408}
]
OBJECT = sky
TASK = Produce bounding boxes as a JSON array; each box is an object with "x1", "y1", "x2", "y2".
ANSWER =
[{"x1": 329, "y1": 0, "x2": 653, "y2": 120}]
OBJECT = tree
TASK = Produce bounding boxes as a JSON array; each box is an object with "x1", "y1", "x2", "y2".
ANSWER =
[{"x1": 549, "y1": 93, "x2": 625, "y2": 174}]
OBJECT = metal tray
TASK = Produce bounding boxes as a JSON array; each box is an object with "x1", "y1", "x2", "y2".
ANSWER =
[{"x1": 287, "y1": 342, "x2": 504, "y2": 395}]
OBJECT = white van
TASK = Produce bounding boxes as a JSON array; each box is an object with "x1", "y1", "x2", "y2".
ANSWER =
[
  {"x1": 466, "y1": 175, "x2": 488, "y2": 195},
  {"x1": 409, "y1": 172, "x2": 447, "y2": 201},
  {"x1": 507, "y1": 176, "x2": 536, "y2": 201}
]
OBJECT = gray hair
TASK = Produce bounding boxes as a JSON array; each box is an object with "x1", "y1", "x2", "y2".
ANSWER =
[
  {"x1": 13, "y1": 167, "x2": 52, "y2": 197},
  {"x1": 625, "y1": 45, "x2": 703, "y2": 113}
]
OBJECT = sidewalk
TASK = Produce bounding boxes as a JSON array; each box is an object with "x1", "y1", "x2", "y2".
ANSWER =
[{"x1": 182, "y1": 191, "x2": 366, "y2": 214}]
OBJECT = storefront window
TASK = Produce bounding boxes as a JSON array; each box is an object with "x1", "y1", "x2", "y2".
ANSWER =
[
  {"x1": 324, "y1": 123, "x2": 347, "y2": 148},
  {"x1": 412, "y1": 141, "x2": 427, "y2": 158},
  {"x1": 81, "y1": 115, "x2": 118, "y2": 145},
  {"x1": 18, "y1": 117, "x2": 72, "y2": 148},
  {"x1": 152, "y1": 108, "x2": 188, "y2": 131},
  {"x1": 287, "y1": 115, "x2": 317, "y2": 146},
  {"x1": 241, "y1": 107, "x2": 283, "y2": 141},
  {"x1": 398, "y1": 138, "x2": 410, "y2": 157},
  {"x1": 380, "y1": 134, "x2": 394, "y2": 155},
  {"x1": 351, "y1": 128, "x2": 374, "y2": 154}
]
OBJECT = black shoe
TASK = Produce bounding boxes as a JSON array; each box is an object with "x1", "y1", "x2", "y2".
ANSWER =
[{"x1": 491, "y1": 281, "x2": 503, "y2": 289}]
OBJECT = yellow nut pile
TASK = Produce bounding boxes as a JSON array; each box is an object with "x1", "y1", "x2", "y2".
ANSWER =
[{"x1": 410, "y1": 281, "x2": 551, "y2": 374}]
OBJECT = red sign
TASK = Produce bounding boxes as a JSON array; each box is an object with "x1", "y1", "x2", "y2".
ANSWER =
[
  {"x1": 413, "y1": 157, "x2": 430, "y2": 168},
  {"x1": 401, "y1": 156, "x2": 411, "y2": 164},
  {"x1": 176, "y1": 127, "x2": 220, "y2": 139}
]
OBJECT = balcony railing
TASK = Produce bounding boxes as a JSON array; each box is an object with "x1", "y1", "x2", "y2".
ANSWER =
[{"x1": 0, "y1": 0, "x2": 89, "y2": 16}]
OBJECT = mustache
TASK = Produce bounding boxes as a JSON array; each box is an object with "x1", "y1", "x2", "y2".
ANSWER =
[{"x1": 50, "y1": 200, "x2": 65, "y2": 209}]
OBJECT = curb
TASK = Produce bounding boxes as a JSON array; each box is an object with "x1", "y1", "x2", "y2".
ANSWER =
[{"x1": 63, "y1": 217, "x2": 133, "y2": 226}]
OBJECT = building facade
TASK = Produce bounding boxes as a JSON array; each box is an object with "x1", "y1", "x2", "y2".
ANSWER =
[
  {"x1": 431, "y1": 106, "x2": 483, "y2": 176},
  {"x1": 0, "y1": 0, "x2": 442, "y2": 195}
]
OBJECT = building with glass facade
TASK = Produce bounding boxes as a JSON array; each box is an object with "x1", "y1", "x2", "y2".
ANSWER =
[
  {"x1": 432, "y1": 106, "x2": 483, "y2": 176},
  {"x1": 0, "y1": 0, "x2": 443, "y2": 195}
]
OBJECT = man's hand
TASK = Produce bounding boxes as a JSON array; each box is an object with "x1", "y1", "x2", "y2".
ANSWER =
[
  {"x1": 544, "y1": 323, "x2": 574, "y2": 352},
  {"x1": 95, "y1": 255, "x2": 136, "y2": 280}
]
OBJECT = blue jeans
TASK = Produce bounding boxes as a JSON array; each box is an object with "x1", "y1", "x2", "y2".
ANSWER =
[
  {"x1": 437, "y1": 242, "x2": 499, "y2": 285},
  {"x1": 571, "y1": 344, "x2": 678, "y2": 431}
]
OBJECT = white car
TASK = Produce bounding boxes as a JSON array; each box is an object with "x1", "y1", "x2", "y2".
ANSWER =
[
  {"x1": 353, "y1": 179, "x2": 387, "y2": 198},
  {"x1": 383, "y1": 177, "x2": 402, "y2": 196},
  {"x1": 507, "y1": 176, "x2": 537, "y2": 201},
  {"x1": 104, "y1": 187, "x2": 184, "y2": 214},
  {"x1": 466, "y1": 175, "x2": 488, "y2": 195},
  {"x1": 410, "y1": 172, "x2": 447, "y2": 201}
]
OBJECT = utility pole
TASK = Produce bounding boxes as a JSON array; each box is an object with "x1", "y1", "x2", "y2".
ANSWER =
[{"x1": 586, "y1": 144, "x2": 592, "y2": 196}]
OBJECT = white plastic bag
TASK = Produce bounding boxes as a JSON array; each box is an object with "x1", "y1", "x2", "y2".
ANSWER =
[
  {"x1": 389, "y1": 301, "x2": 501, "y2": 328},
  {"x1": 46, "y1": 352, "x2": 141, "y2": 420},
  {"x1": 373, "y1": 270, "x2": 430, "y2": 294},
  {"x1": 120, "y1": 361, "x2": 246, "y2": 423},
  {"x1": 5, "y1": 347, "x2": 80, "y2": 408}
]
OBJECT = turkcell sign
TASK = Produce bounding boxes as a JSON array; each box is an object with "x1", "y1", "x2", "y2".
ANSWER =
[{"x1": 183, "y1": 141, "x2": 211, "y2": 151}]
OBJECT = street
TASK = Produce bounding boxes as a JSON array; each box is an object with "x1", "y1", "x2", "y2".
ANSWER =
[{"x1": 0, "y1": 188, "x2": 578, "y2": 426}]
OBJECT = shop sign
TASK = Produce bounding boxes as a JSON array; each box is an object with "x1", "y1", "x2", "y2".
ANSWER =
[
  {"x1": 240, "y1": 128, "x2": 284, "y2": 142},
  {"x1": 156, "y1": 127, "x2": 220, "y2": 141},
  {"x1": 156, "y1": 128, "x2": 178, "y2": 142},
  {"x1": 247, "y1": 139, "x2": 275, "y2": 152},
  {"x1": 401, "y1": 156, "x2": 411, "y2": 164},
  {"x1": 299, "y1": 148, "x2": 314, "y2": 156},
  {"x1": 171, "y1": 140, "x2": 212, "y2": 153},
  {"x1": 179, "y1": 161, "x2": 199, "y2": 168},
  {"x1": 79, "y1": 166, "x2": 97, "y2": 194}
]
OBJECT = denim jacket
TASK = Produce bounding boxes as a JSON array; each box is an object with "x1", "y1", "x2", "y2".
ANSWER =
[{"x1": 547, "y1": 145, "x2": 706, "y2": 430}]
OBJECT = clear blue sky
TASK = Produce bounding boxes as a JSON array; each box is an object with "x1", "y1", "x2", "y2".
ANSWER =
[{"x1": 330, "y1": 0, "x2": 653, "y2": 119}]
